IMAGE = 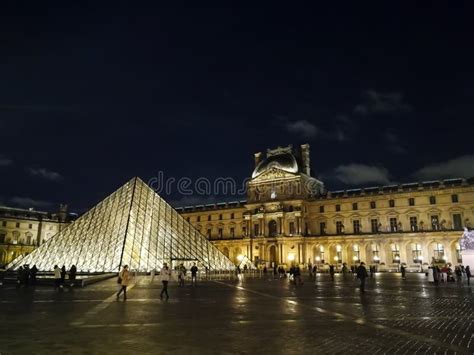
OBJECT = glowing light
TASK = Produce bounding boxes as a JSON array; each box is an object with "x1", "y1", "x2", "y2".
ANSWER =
[
  {"x1": 288, "y1": 253, "x2": 295, "y2": 261},
  {"x1": 442, "y1": 255, "x2": 447, "y2": 261},
  {"x1": 352, "y1": 256, "x2": 358, "y2": 261},
  {"x1": 334, "y1": 256, "x2": 339, "y2": 262},
  {"x1": 373, "y1": 256, "x2": 380, "y2": 261},
  {"x1": 315, "y1": 256, "x2": 321, "y2": 262},
  {"x1": 395, "y1": 256, "x2": 400, "y2": 260},
  {"x1": 237, "y1": 254, "x2": 245, "y2": 262}
]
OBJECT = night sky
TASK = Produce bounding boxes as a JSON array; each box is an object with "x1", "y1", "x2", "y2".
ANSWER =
[{"x1": 1, "y1": 2, "x2": 473, "y2": 213}]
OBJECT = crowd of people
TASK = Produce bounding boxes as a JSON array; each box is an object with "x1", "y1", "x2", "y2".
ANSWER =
[
  {"x1": 116, "y1": 262, "x2": 201, "y2": 301},
  {"x1": 9, "y1": 264, "x2": 78, "y2": 289}
]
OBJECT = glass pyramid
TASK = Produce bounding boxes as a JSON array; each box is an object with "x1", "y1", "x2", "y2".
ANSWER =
[{"x1": 9, "y1": 177, "x2": 235, "y2": 272}]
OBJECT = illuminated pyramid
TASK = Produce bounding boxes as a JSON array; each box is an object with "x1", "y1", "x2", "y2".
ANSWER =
[{"x1": 9, "y1": 177, "x2": 235, "y2": 272}]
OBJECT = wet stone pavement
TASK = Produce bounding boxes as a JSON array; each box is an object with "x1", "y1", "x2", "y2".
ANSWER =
[{"x1": 0, "y1": 272, "x2": 473, "y2": 354}]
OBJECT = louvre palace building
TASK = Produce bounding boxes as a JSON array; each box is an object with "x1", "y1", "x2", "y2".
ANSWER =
[
  {"x1": 1, "y1": 143, "x2": 473, "y2": 271},
  {"x1": 176, "y1": 144, "x2": 474, "y2": 270}
]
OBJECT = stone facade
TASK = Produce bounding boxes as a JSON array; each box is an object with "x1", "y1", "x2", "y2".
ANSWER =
[
  {"x1": 178, "y1": 144, "x2": 474, "y2": 270},
  {"x1": 0, "y1": 205, "x2": 76, "y2": 266}
]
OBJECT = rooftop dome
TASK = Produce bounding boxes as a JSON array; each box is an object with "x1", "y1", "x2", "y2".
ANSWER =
[{"x1": 252, "y1": 153, "x2": 299, "y2": 178}]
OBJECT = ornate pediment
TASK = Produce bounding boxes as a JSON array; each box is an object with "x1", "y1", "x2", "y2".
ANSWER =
[{"x1": 251, "y1": 167, "x2": 297, "y2": 182}]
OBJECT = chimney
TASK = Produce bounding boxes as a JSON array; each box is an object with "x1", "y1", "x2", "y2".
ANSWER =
[
  {"x1": 254, "y1": 152, "x2": 263, "y2": 167},
  {"x1": 300, "y1": 144, "x2": 311, "y2": 176}
]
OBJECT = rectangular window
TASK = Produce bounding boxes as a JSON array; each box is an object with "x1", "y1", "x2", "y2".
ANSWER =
[
  {"x1": 186, "y1": 217, "x2": 190, "y2": 222},
  {"x1": 389, "y1": 199, "x2": 395, "y2": 208},
  {"x1": 335, "y1": 204, "x2": 341, "y2": 212},
  {"x1": 390, "y1": 218, "x2": 397, "y2": 232},
  {"x1": 451, "y1": 194, "x2": 459, "y2": 203},
  {"x1": 370, "y1": 201, "x2": 376, "y2": 209},
  {"x1": 319, "y1": 206, "x2": 324, "y2": 213},
  {"x1": 230, "y1": 227, "x2": 235, "y2": 238},
  {"x1": 197, "y1": 216, "x2": 201, "y2": 222},
  {"x1": 353, "y1": 220, "x2": 361, "y2": 234},
  {"x1": 28, "y1": 224, "x2": 33, "y2": 229},
  {"x1": 218, "y1": 228, "x2": 223, "y2": 238},
  {"x1": 242, "y1": 226, "x2": 247, "y2": 236},
  {"x1": 2, "y1": 221, "x2": 6, "y2": 227},
  {"x1": 352, "y1": 203, "x2": 358, "y2": 211},
  {"x1": 371, "y1": 219, "x2": 378, "y2": 233},
  {"x1": 219, "y1": 214, "x2": 223, "y2": 220},
  {"x1": 16, "y1": 222, "x2": 20, "y2": 228},
  {"x1": 319, "y1": 222, "x2": 326, "y2": 235},
  {"x1": 336, "y1": 221, "x2": 344, "y2": 234},
  {"x1": 412, "y1": 244, "x2": 422, "y2": 263},
  {"x1": 408, "y1": 198, "x2": 415, "y2": 206},
  {"x1": 431, "y1": 215, "x2": 439, "y2": 230},
  {"x1": 429, "y1": 196, "x2": 436, "y2": 205},
  {"x1": 207, "y1": 229, "x2": 212, "y2": 238},
  {"x1": 231, "y1": 213, "x2": 234, "y2": 219},
  {"x1": 254, "y1": 224, "x2": 260, "y2": 236},
  {"x1": 453, "y1": 214, "x2": 463, "y2": 230},
  {"x1": 0, "y1": 233, "x2": 5, "y2": 243},
  {"x1": 208, "y1": 215, "x2": 211, "y2": 221},
  {"x1": 410, "y1": 216, "x2": 418, "y2": 231},
  {"x1": 289, "y1": 222, "x2": 295, "y2": 235}
]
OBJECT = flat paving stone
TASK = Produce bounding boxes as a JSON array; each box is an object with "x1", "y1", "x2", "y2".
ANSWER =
[{"x1": 0, "y1": 273, "x2": 473, "y2": 354}]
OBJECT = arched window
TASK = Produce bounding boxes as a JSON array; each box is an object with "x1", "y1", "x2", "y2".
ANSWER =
[
  {"x1": 372, "y1": 244, "x2": 380, "y2": 263},
  {"x1": 352, "y1": 244, "x2": 360, "y2": 263},
  {"x1": 391, "y1": 244, "x2": 400, "y2": 263},
  {"x1": 433, "y1": 243, "x2": 444, "y2": 260},
  {"x1": 412, "y1": 243, "x2": 422, "y2": 263}
]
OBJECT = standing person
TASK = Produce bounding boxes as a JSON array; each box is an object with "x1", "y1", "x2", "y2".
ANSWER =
[
  {"x1": 60, "y1": 265, "x2": 67, "y2": 286},
  {"x1": 329, "y1": 265, "x2": 335, "y2": 281},
  {"x1": 69, "y1": 265, "x2": 77, "y2": 288},
  {"x1": 455, "y1": 266, "x2": 463, "y2": 284},
  {"x1": 116, "y1": 265, "x2": 130, "y2": 301},
  {"x1": 23, "y1": 265, "x2": 30, "y2": 287},
  {"x1": 190, "y1": 263, "x2": 198, "y2": 286},
  {"x1": 466, "y1": 265, "x2": 471, "y2": 286},
  {"x1": 357, "y1": 262, "x2": 369, "y2": 293},
  {"x1": 400, "y1": 264, "x2": 406, "y2": 280},
  {"x1": 54, "y1": 265, "x2": 62, "y2": 290},
  {"x1": 160, "y1": 263, "x2": 171, "y2": 300},
  {"x1": 30, "y1": 265, "x2": 38, "y2": 286},
  {"x1": 294, "y1": 266, "x2": 303, "y2": 285},
  {"x1": 263, "y1": 266, "x2": 267, "y2": 279},
  {"x1": 432, "y1": 265, "x2": 439, "y2": 286},
  {"x1": 17, "y1": 266, "x2": 24, "y2": 288}
]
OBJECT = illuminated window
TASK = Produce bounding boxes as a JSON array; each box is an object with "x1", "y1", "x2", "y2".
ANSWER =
[
  {"x1": 431, "y1": 215, "x2": 439, "y2": 230},
  {"x1": 372, "y1": 244, "x2": 380, "y2": 263},
  {"x1": 352, "y1": 244, "x2": 360, "y2": 263},
  {"x1": 429, "y1": 196, "x2": 436, "y2": 205},
  {"x1": 335, "y1": 245, "x2": 342, "y2": 263},
  {"x1": 412, "y1": 244, "x2": 422, "y2": 263},
  {"x1": 451, "y1": 194, "x2": 459, "y2": 203},
  {"x1": 390, "y1": 217, "x2": 397, "y2": 232},
  {"x1": 410, "y1": 216, "x2": 418, "y2": 231},
  {"x1": 391, "y1": 244, "x2": 400, "y2": 263},
  {"x1": 319, "y1": 222, "x2": 326, "y2": 235},
  {"x1": 456, "y1": 243, "x2": 463, "y2": 263},
  {"x1": 230, "y1": 228, "x2": 235, "y2": 238},
  {"x1": 389, "y1": 199, "x2": 395, "y2": 208},
  {"x1": 218, "y1": 228, "x2": 223, "y2": 239},
  {"x1": 289, "y1": 222, "x2": 295, "y2": 235},
  {"x1": 433, "y1": 243, "x2": 444, "y2": 259}
]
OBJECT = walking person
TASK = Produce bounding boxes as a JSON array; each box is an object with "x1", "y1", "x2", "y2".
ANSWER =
[
  {"x1": 466, "y1": 265, "x2": 471, "y2": 286},
  {"x1": 116, "y1": 265, "x2": 130, "y2": 301},
  {"x1": 54, "y1": 265, "x2": 62, "y2": 290},
  {"x1": 69, "y1": 265, "x2": 77, "y2": 287},
  {"x1": 357, "y1": 262, "x2": 369, "y2": 293},
  {"x1": 60, "y1": 265, "x2": 67, "y2": 287},
  {"x1": 178, "y1": 264, "x2": 186, "y2": 287},
  {"x1": 329, "y1": 264, "x2": 335, "y2": 281},
  {"x1": 160, "y1": 263, "x2": 171, "y2": 300},
  {"x1": 30, "y1": 265, "x2": 38, "y2": 286},
  {"x1": 190, "y1": 263, "x2": 198, "y2": 287},
  {"x1": 400, "y1": 264, "x2": 406, "y2": 280}
]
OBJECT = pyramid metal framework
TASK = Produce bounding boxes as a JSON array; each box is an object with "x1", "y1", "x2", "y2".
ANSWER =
[{"x1": 9, "y1": 177, "x2": 235, "y2": 272}]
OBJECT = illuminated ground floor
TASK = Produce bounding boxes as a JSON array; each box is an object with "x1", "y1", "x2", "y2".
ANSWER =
[
  {"x1": 0, "y1": 274, "x2": 473, "y2": 353},
  {"x1": 212, "y1": 231, "x2": 463, "y2": 269}
]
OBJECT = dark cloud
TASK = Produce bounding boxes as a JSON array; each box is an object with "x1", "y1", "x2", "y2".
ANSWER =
[
  {"x1": 282, "y1": 119, "x2": 319, "y2": 138},
  {"x1": 0, "y1": 154, "x2": 13, "y2": 166},
  {"x1": 414, "y1": 155, "x2": 474, "y2": 180},
  {"x1": 26, "y1": 167, "x2": 63, "y2": 182},
  {"x1": 334, "y1": 164, "x2": 392, "y2": 185},
  {"x1": 354, "y1": 90, "x2": 412, "y2": 116},
  {"x1": 9, "y1": 196, "x2": 54, "y2": 209}
]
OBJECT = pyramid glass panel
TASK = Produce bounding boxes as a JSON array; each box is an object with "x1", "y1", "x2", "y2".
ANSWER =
[{"x1": 8, "y1": 177, "x2": 235, "y2": 272}]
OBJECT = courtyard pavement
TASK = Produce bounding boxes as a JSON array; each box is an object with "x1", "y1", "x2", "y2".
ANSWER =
[{"x1": 0, "y1": 272, "x2": 473, "y2": 354}]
